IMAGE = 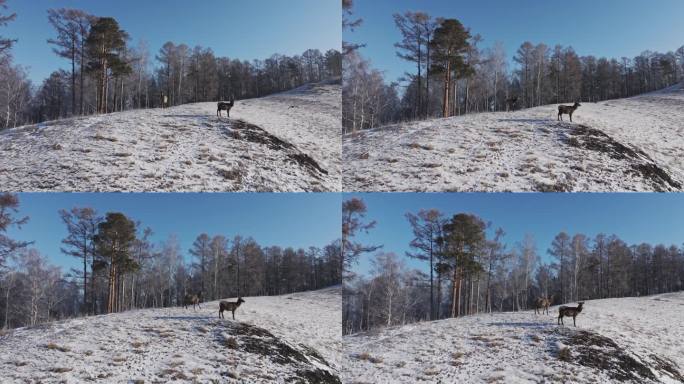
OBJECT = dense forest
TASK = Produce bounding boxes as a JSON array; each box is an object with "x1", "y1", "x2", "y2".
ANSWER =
[
  {"x1": 342, "y1": 197, "x2": 684, "y2": 335},
  {"x1": 0, "y1": 1, "x2": 342, "y2": 129},
  {"x1": 0, "y1": 193, "x2": 342, "y2": 330},
  {"x1": 342, "y1": 0, "x2": 684, "y2": 133}
]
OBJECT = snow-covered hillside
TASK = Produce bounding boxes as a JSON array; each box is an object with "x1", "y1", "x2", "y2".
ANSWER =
[
  {"x1": 344, "y1": 83, "x2": 684, "y2": 192},
  {"x1": 0, "y1": 287, "x2": 342, "y2": 383},
  {"x1": 343, "y1": 292, "x2": 684, "y2": 383},
  {"x1": 0, "y1": 81, "x2": 341, "y2": 192}
]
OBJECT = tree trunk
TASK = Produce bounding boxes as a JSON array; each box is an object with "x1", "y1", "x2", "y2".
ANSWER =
[{"x1": 442, "y1": 60, "x2": 451, "y2": 118}]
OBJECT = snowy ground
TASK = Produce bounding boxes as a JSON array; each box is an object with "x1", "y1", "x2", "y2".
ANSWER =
[
  {"x1": 344, "y1": 83, "x2": 684, "y2": 192},
  {"x1": 0, "y1": 81, "x2": 341, "y2": 192},
  {"x1": 343, "y1": 292, "x2": 684, "y2": 384},
  {"x1": 0, "y1": 287, "x2": 342, "y2": 383}
]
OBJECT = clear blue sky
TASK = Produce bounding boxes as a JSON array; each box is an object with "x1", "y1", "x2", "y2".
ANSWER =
[
  {"x1": 345, "y1": 193, "x2": 684, "y2": 277},
  {"x1": 3, "y1": 0, "x2": 341, "y2": 83},
  {"x1": 6, "y1": 193, "x2": 341, "y2": 272},
  {"x1": 346, "y1": 0, "x2": 684, "y2": 84}
]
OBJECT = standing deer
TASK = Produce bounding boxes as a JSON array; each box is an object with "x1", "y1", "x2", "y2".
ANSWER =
[
  {"x1": 535, "y1": 296, "x2": 551, "y2": 315},
  {"x1": 557, "y1": 102, "x2": 581, "y2": 122},
  {"x1": 184, "y1": 292, "x2": 202, "y2": 311},
  {"x1": 558, "y1": 301, "x2": 584, "y2": 326},
  {"x1": 217, "y1": 96, "x2": 235, "y2": 117},
  {"x1": 219, "y1": 297, "x2": 245, "y2": 320}
]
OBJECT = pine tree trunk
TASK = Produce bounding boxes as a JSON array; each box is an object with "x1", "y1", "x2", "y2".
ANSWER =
[{"x1": 442, "y1": 60, "x2": 450, "y2": 118}]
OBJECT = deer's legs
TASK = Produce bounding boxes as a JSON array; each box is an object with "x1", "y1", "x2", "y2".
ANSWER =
[
  {"x1": 232, "y1": 311, "x2": 235, "y2": 320},
  {"x1": 573, "y1": 316, "x2": 576, "y2": 327},
  {"x1": 569, "y1": 113, "x2": 573, "y2": 122}
]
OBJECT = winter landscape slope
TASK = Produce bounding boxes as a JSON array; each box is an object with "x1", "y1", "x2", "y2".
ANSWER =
[
  {"x1": 0, "y1": 81, "x2": 341, "y2": 192},
  {"x1": 343, "y1": 292, "x2": 684, "y2": 384},
  {"x1": 0, "y1": 287, "x2": 342, "y2": 383},
  {"x1": 344, "y1": 83, "x2": 684, "y2": 192}
]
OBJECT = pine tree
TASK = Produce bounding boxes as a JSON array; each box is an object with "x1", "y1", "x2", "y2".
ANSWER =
[
  {"x1": 430, "y1": 19, "x2": 471, "y2": 118},
  {"x1": 85, "y1": 17, "x2": 130, "y2": 114},
  {"x1": 93, "y1": 212, "x2": 138, "y2": 313},
  {"x1": 0, "y1": 0, "x2": 16, "y2": 55},
  {"x1": 405, "y1": 209, "x2": 444, "y2": 320},
  {"x1": 548, "y1": 232, "x2": 571, "y2": 304},
  {"x1": 59, "y1": 207, "x2": 100, "y2": 315},
  {"x1": 47, "y1": 9, "x2": 92, "y2": 116},
  {"x1": 0, "y1": 193, "x2": 29, "y2": 269},
  {"x1": 441, "y1": 213, "x2": 485, "y2": 317}
]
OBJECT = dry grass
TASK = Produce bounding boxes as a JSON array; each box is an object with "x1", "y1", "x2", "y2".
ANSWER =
[
  {"x1": 93, "y1": 134, "x2": 118, "y2": 142},
  {"x1": 225, "y1": 337, "x2": 238, "y2": 349},
  {"x1": 112, "y1": 356, "x2": 127, "y2": 363},
  {"x1": 421, "y1": 163, "x2": 442, "y2": 168},
  {"x1": 359, "y1": 153, "x2": 369, "y2": 160},
  {"x1": 217, "y1": 168, "x2": 243, "y2": 182},
  {"x1": 356, "y1": 352, "x2": 383, "y2": 364},
  {"x1": 49, "y1": 367, "x2": 73, "y2": 373},
  {"x1": 46, "y1": 343, "x2": 70, "y2": 352},
  {"x1": 558, "y1": 346, "x2": 572, "y2": 362},
  {"x1": 130, "y1": 341, "x2": 147, "y2": 348},
  {"x1": 409, "y1": 142, "x2": 434, "y2": 151}
]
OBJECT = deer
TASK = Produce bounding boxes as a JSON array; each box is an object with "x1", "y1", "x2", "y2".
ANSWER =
[
  {"x1": 557, "y1": 102, "x2": 581, "y2": 122},
  {"x1": 219, "y1": 297, "x2": 245, "y2": 320},
  {"x1": 558, "y1": 301, "x2": 584, "y2": 326},
  {"x1": 183, "y1": 292, "x2": 202, "y2": 311},
  {"x1": 217, "y1": 96, "x2": 235, "y2": 118},
  {"x1": 534, "y1": 296, "x2": 551, "y2": 315},
  {"x1": 506, "y1": 96, "x2": 518, "y2": 111}
]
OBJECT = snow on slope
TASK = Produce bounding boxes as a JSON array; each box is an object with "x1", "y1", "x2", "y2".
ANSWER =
[
  {"x1": 0, "y1": 82, "x2": 341, "y2": 192},
  {"x1": 344, "y1": 83, "x2": 684, "y2": 192},
  {"x1": 343, "y1": 292, "x2": 684, "y2": 384},
  {"x1": 0, "y1": 287, "x2": 342, "y2": 383}
]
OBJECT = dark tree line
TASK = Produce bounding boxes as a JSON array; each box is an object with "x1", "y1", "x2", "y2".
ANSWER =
[
  {"x1": 342, "y1": 6, "x2": 684, "y2": 133},
  {"x1": 342, "y1": 198, "x2": 684, "y2": 335},
  {"x1": 0, "y1": 4, "x2": 341, "y2": 129},
  {"x1": 0, "y1": 193, "x2": 341, "y2": 330}
]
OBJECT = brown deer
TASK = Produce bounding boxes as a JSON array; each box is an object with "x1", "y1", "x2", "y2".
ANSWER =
[
  {"x1": 557, "y1": 102, "x2": 581, "y2": 122},
  {"x1": 217, "y1": 96, "x2": 235, "y2": 117},
  {"x1": 184, "y1": 292, "x2": 202, "y2": 311},
  {"x1": 219, "y1": 297, "x2": 245, "y2": 320},
  {"x1": 558, "y1": 301, "x2": 584, "y2": 326},
  {"x1": 535, "y1": 296, "x2": 551, "y2": 315}
]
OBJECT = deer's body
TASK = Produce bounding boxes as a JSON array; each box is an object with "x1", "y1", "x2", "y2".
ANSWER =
[
  {"x1": 219, "y1": 297, "x2": 245, "y2": 320},
  {"x1": 217, "y1": 97, "x2": 235, "y2": 117},
  {"x1": 558, "y1": 102, "x2": 581, "y2": 122},
  {"x1": 558, "y1": 301, "x2": 584, "y2": 326},
  {"x1": 506, "y1": 96, "x2": 518, "y2": 111},
  {"x1": 184, "y1": 293, "x2": 202, "y2": 311},
  {"x1": 535, "y1": 296, "x2": 551, "y2": 315}
]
